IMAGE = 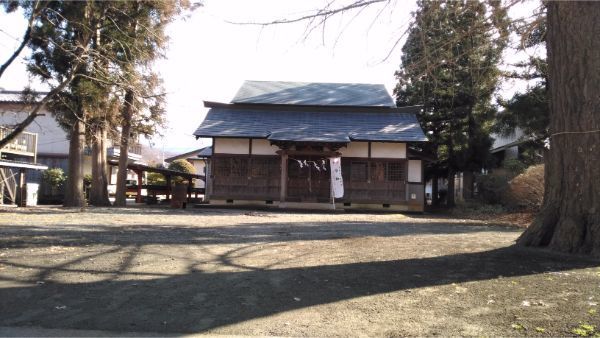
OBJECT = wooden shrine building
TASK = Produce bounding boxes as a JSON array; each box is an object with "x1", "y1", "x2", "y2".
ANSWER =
[{"x1": 194, "y1": 81, "x2": 428, "y2": 211}]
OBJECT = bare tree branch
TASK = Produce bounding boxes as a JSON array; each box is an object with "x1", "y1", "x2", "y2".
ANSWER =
[
  {"x1": 0, "y1": 55, "x2": 86, "y2": 149},
  {"x1": 226, "y1": 0, "x2": 390, "y2": 26},
  {"x1": 0, "y1": 1, "x2": 43, "y2": 79}
]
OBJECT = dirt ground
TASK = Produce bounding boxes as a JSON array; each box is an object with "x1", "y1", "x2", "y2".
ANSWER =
[{"x1": 0, "y1": 206, "x2": 599, "y2": 337}]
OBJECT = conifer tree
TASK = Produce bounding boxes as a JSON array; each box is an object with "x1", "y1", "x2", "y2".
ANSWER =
[
  {"x1": 495, "y1": 19, "x2": 548, "y2": 155},
  {"x1": 109, "y1": 1, "x2": 185, "y2": 207},
  {"x1": 394, "y1": 0, "x2": 509, "y2": 206},
  {"x1": 25, "y1": 1, "x2": 186, "y2": 207}
]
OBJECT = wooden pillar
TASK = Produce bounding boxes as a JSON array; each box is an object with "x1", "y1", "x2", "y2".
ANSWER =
[
  {"x1": 0, "y1": 168, "x2": 4, "y2": 205},
  {"x1": 135, "y1": 170, "x2": 143, "y2": 203},
  {"x1": 166, "y1": 175, "x2": 171, "y2": 200},
  {"x1": 280, "y1": 152, "x2": 288, "y2": 203},
  {"x1": 0, "y1": 174, "x2": 4, "y2": 205},
  {"x1": 18, "y1": 169, "x2": 26, "y2": 207}
]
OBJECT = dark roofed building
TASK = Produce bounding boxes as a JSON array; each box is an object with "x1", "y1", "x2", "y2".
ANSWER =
[
  {"x1": 193, "y1": 80, "x2": 428, "y2": 211},
  {"x1": 164, "y1": 146, "x2": 212, "y2": 189}
]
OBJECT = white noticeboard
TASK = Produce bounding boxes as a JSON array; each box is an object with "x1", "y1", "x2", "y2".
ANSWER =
[{"x1": 329, "y1": 157, "x2": 344, "y2": 198}]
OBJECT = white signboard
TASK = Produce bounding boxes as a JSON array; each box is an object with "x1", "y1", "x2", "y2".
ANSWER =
[{"x1": 329, "y1": 157, "x2": 344, "y2": 198}]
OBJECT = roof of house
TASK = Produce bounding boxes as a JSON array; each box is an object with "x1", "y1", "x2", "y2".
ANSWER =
[
  {"x1": 194, "y1": 103, "x2": 426, "y2": 143},
  {"x1": 194, "y1": 81, "x2": 427, "y2": 143},
  {"x1": 0, "y1": 90, "x2": 47, "y2": 104},
  {"x1": 164, "y1": 146, "x2": 212, "y2": 163},
  {"x1": 0, "y1": 159, "x2": 48, "y2": 170},
  {"x1": 491, "y1": 128, "x2": 526, "y2": 152},
  {"x1": 232, "y1": 80, "x2": 396, "y2": 107}
]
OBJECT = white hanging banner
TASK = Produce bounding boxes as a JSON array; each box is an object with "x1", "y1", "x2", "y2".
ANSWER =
[{"x1": 329, "y1": 157, "x2": 344, "y2": 198}]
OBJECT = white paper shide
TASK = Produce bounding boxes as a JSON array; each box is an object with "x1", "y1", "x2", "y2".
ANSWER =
[{"x1": 329, "y1": 157, "x2": 344, "y2": 198}]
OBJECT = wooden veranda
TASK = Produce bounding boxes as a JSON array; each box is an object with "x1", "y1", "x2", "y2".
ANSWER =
[{"x1": 108, "y1": 160, "x2": 205, "y2": 203}]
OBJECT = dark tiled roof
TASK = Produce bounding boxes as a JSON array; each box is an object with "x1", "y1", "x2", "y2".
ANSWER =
[
  {"x1": 232, "y1": 81, "x2": 396, "y2": 107},
  {"x1": 197, "y1": 146, "x2": 212, "y2": 157},
  {"x1": 164, "y1": 146, "x2": 212, "y2": 162},
  {"x1": 194, "y1": 106, "x2": 427, "y2": 143}
]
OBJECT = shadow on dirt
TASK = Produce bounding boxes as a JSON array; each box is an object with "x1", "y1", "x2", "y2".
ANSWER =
[
  {"x1": 0, "y1": 218, "x2": 520, "y2": 249},
  {"x1": 0, "y1": 245, "x2": 597, "y2": 334}
]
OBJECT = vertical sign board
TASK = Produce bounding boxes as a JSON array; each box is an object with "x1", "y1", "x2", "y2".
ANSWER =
[{"x1": 329, "y1": 157, "x2": 344, "y2": 198}]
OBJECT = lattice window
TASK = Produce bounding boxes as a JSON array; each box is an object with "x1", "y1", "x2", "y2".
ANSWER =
[
  {"x1": 230, "y1": 158, "x2": 248, "y2": 177},
  {"x1": 214, "y1": 158, "x2": 231, "y2": 177},
  {"x1": 350, "y1": 161, "x2": 368, "y2": 181},
  {"x1": 370, "y1": 162, "x2": 387, "y2": 182},
  {"x1": 341, "y1": 159, "x2": 351, "y2": 179},
  {"x1": 387, "y1": 162, "x2": 405, "y2": 181},
  {"x1": 251, "y1": 158, "x2": 271, "y2": 177}
]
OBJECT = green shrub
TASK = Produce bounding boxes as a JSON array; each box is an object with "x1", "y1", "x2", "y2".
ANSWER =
[
  {"x1": 83, "y1": 174, "x2": 92, "y2": 187},
  {"x1": 146, "y1": 171, "x2": 166, "y2": 185},
  {"x1": 168, "y1": 159, "x2": 196, "y2": 184},
  {"x1": 42, "y1": 168, "x2": 66, "y2": 188},
  {"x1": 502, "y1": 158, "x2": 528, "y2": 177},
  {"x1": 476, "y1": 174, "x2": 509, "y2": 205}
]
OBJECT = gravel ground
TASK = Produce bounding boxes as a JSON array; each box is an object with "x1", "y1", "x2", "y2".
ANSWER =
[{"x1": 0, "y1": 206, "x2": 598, "y2": 336}]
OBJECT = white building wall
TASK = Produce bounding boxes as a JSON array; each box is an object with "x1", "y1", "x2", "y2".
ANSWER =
[
  {"x1": 190, "y1": 159, "x2": 206, "y2": 188},
  {"x1": 371, "y1": 142, "x2": 406, "y2": 158},
  {"x1": 108, "y1": 167, "x2": 138, "y2": 185},
  {"x1": 214, "y1": 138, "x2": 249, "y2": 154},
  {"x1": 408, "y1": 160, "x2": 422, "y2": 183},
  {"x1": 0, "y1": 107, "x2": 69, "y2": 155},
  {"x1": 251, "y1": 139, "x2": 279, "y2": 155},
  {"x1": 340, "y1": 142, "x2": 368, "y2": 157},
  {"x1": 82, "y1": 155, "x2": 92, "y2": 176}
]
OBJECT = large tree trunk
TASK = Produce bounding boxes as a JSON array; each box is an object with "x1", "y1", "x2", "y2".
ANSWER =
[
  {"x1": 517, "y1": 2, "x2": 600, "y2": 256},
  {"x1": 431, "y1": 174, "x2": 439, "y2": 206},
  {"x1": 446, "y1": 170, "x2": 456, "y2": 207},
  {"x1": 463, "y1": 171, "x2": 474, "y2": 200},
  {"x1": 64, "y1": 118, "x2": 86, "y2": 207},
  {"x1": 89, "y1": 125, "x2": 110, "y2": 206},
  {"x1": 114, "y1": 89, "x2": 134, "y2": 207}
]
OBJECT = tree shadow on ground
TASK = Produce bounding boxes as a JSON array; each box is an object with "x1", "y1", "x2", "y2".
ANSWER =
[
  {"x1": 0, "y1": 219, "x2": 521, "y2": 249},
  {"x1": 0, "y1": 246, "x2": 597, "y2": 334}
]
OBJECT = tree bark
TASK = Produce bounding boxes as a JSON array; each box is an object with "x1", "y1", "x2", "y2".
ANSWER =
[
  {"x1": 89, "y1": 125, "x2": 110, "y2": 206},
  {"x1": 114, "y1": 89, "x2": 134, "y2": 207},
  {"x1": 431, "y1": 174, "x2": 439, "y2": 206},
  {"x1": 463, "y1": 171, "x2": 474, "y2": 199},
  {"x1": 446, "y1": 170, "x2": 456, "y2": 207},
  {"x1": 517, "y1": 2, "x2": 600, "y2": 256},
  {"x1": 63, "y1": 118, "x2": 85, "y2": 207}
]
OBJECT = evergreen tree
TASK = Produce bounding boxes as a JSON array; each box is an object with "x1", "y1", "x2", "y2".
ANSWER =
[
  {"x1": 26, "y1": 1, "x2": 107, "y2": 207},
  {"x1": 108, "y1": 1, "x2": 185, "y2": 207},
  {"x1": 495, "y1": 18, "x2": 548, "y2": 158},
  {"x1": 25, "y1": 1, "x2": 186, "y2": 207},
  {"x1": 394, "y1": 0, "x2": 509, "y2": 206}
]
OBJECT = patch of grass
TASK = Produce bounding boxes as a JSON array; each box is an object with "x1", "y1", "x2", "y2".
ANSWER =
[
  {"x1": 512, "y1": 323, "x2": 526, "y2": 331},
  {"x1": 535, "y1": 327, "x2": 546, "y2": 333},
  {"x1": 589, "y1": 309, "x2": 597, "y2": 315},
  {"x1": 572, "y1": 323, "x2": 596, "y2": 337}
]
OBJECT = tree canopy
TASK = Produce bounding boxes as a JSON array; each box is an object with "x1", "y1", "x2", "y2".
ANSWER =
[{"x1": 394, "y1": 0, "x2": 509, "y2": 204}]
